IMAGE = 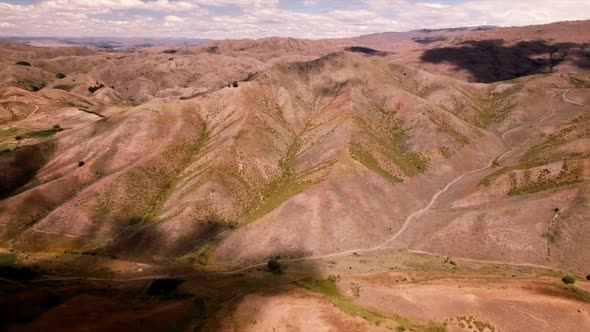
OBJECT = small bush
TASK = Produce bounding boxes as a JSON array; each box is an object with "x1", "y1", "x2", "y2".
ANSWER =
[
  {"x1": 267, "y1": 259, "x2": 281, "y2": 274},
  {"x1": 78, "y1": 161, "x2": 85, "y2": 167},
  {"x1": 56, "y1": 72, "x2": 66, "y2": 79},
  {"x1": 232, "y1": 81, "x2": 238, "y2": 88},
  {"x1": 52, "y1": 124, "x2": 61, "y2": 129},
  {"x1": 88, "y1": 83, "x2": 105, "y2": 93},
  {"x1": 29, "y1": 83, "x2": 45, "y2": 92},
  {"x1": 16, "y1": 61, "x2": 31, "y2": 66},
  {"x1": 15, "y1": 135, "x2": 22, "y2": 140},
  {"x1": 562, "y1": 276, "x2": 576, "y2": 284},
  {"x1": 586, "y1": 275, "x2": 590, "y2": 281},
  {"x1": 163, "y1": 49, "x2": 178, "y2": 54}
]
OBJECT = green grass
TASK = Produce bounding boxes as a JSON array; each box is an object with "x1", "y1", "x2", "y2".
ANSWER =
[
  {"x1": 21, "y1": 127, "x2": 62, "y2": 139},
  {"x1": 0, "y1": 127, "x2": 19, "y2": 138},
  {"x1": 297, "y1": 278, "x2": 446, "y2": 332},
  {"x1": 240, "y1": 136, "x2": 328, "y2": 224},
  {"x1": 140, "y1": 121, "x2": 211, "y2": 222},
  {"x1": 352, "y1": 115, "x2": 429, "y2": 179},
  {"x1": 351, "y1": 143, "x2": 402, "y2": 183},
  {"x1": 0, "y1": 253, "x2": 17, "y2": 267}
]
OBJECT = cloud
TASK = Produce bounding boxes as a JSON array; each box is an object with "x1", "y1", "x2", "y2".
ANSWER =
[
  {"x1": 0, "y1": 0, "x2": 588, "y2": 38},
  {"x1": 418, "y1": 3, "x2": 449, "y2": 9}
]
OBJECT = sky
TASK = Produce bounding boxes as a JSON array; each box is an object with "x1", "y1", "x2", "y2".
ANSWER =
[{"x1": 0, "y1": 0, "x2": 589, "y2": 39}]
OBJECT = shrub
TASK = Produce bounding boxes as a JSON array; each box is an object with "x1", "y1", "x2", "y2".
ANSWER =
[
  {"x1": 267, "y1": 259, "x2": 281, "y2": 274},
  {"x1": 232, "y1": 81, "x2": 238, "y2": 88},
  {"x1": 562, "y1": 276, "x2": 576, "y2": 284},
  {"x1": 30, "y1": 83, "x2": 44, "y2": 92},
  {"x1": 16, "y1": 61, "x2": 31, "y2": 66},
  {"x1": 586, "y1": 275, "x2": 590, "y2": 281},
  {"x1": 52, "y1": 124, "x2": 61, "y2": 129},
  {"x1": 88, "y1": 83, "x2": 105, "y2": 93},
  {"x1": 56, "y1": 72, "x2": 66, "y2": 79},
  {"x1": 78, "y1": 161, "x2": 85, "y2": 167},
  {"x1": 15, "y1": 135, "x2": 22, "y2": 140}
]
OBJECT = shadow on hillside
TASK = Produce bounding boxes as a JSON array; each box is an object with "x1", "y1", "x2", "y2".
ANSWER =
[
  {"x1": 0, "y1": 248, "x2": 325, "y2": 332},
  {"x1": 420, "y1": 39, "x2": 590, "y2": 83},
  {"x1": 412, "y1": 36, "x2": 447, "y2": 45},
  {"x1": 0, "y1": 141, "x2": 56, "y2": 199},
  {"x1": 344, "y1": 46, "x2": 390, "y2": 56}
]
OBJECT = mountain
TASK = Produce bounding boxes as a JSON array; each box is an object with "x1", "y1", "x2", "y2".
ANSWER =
[{"x1": 1, "y1": 20, "x2": 590, "y2": 332}]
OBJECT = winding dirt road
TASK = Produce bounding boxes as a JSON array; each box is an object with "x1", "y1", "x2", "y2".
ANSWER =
[
  {"x1": 30, "y1": 89, "x2": 585, "y2": 283},
  {"x1": 216, "y1": 89, "x2": 581, "y2": 275},
  {"x1": 25, "y1": 105, "x2": 39, "y2": 120}
]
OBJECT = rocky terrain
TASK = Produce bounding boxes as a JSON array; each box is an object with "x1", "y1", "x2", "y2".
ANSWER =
[{"x1": 1, "y1": 20, "x2": 590, "y2": 332}]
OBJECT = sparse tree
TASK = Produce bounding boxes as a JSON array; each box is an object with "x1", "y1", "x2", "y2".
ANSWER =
[
  {"x1": 232, "y1": 81, "x2": 238, "y2": 88},
  {"x1": 562, "y1": 276, "x2": 576, "y2": 284},
  {"x1": 16, "y1": 61, "x2": 31, "y2": 66},
  {"x1": 267, "y1": 259, "x2": 281, "y2": 274},
  {"x1": 56, "y1": 72, "x2": 66, "y2": 79}
]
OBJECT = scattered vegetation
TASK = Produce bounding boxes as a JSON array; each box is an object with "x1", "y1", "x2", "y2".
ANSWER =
[
  {"x1": 429, "y1": 109, "x2": 470, "y2": 149},
  {"x1": 451, "y1": 84, "x2": 521, "y2": 127},
  {"x1": 439, "y1": 146, "x2": 453, "y2": 159},
  {"x1": 351, "y1": 105, "x2": 429, "y2": 182},
  {"x1": 562, "y1": 275, "x2": 576, "y2": 284},
  {"x1": 507, "y1": 161, "x2": 583, "y2": 196},
  {"x1": 29, "y1": 83, "x2": 45, "y2": 92},
  {"x1": 126, "y1": 97, "x2": 141, "y2": 106},
  {"x1": 445, "y1": 316, "x2": 496, "y2": 332},
  {"x1": 20, "y1": 126, "x2": 63, "y2": 139},
  {"x1": 567, "y1": 75, "x2": 590, "y2": 89},
  {"x1": 240, "y1": 126, "x2": 331, "y2": 224},
  {"x1": 55, "y1": 72, "x2": 66, "y2": 79},
  {"x1": 14, "y1": 79, "x2": 45, "y2": 92},
  {"x1": 78, "y1": 161, "x2": 85, "y2": 167},
  {"x1": 351, "y1": 142, "x2": 402, "y2": 183},
  {"x1": 88, "y1": 83, "x2": 105, "y2": 93},
  {"x1": 0, "y1": 253, "x2": 17, "y2": 267},
  {"x1": 297, "y1": 278, "x2": 446, "y2": 332},
  {"x1": 163, "y1": 49, "x2": 178, "y2": 54},
  {"x1": 232, "y1": 81, "x2": 239, "y2": 88},
  {"x1": 0, "y1": 127, "x2": 19, "y2": 138},
  {"x1": 586, "y1": 275, "x2": 590, "y2": 281},
  {"x1": 522, "y1": 112, "x2": 590, "y2": 166},
  {"x1": 15, "y1": 61, "x2": 31, "y2": 66}
]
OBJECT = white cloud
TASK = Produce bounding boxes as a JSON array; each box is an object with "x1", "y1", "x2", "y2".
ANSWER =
[
  {"x1": 418, "y1": 3, "x2": 449, "y2": 9},
  {"x1": 0, "y1": 0, "x2": 588, "y2": 38}
]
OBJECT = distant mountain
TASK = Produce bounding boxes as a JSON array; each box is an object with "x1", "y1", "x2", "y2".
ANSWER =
[{"x1": 2, "y1": 36, "x2": 211, "y2": 50}]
